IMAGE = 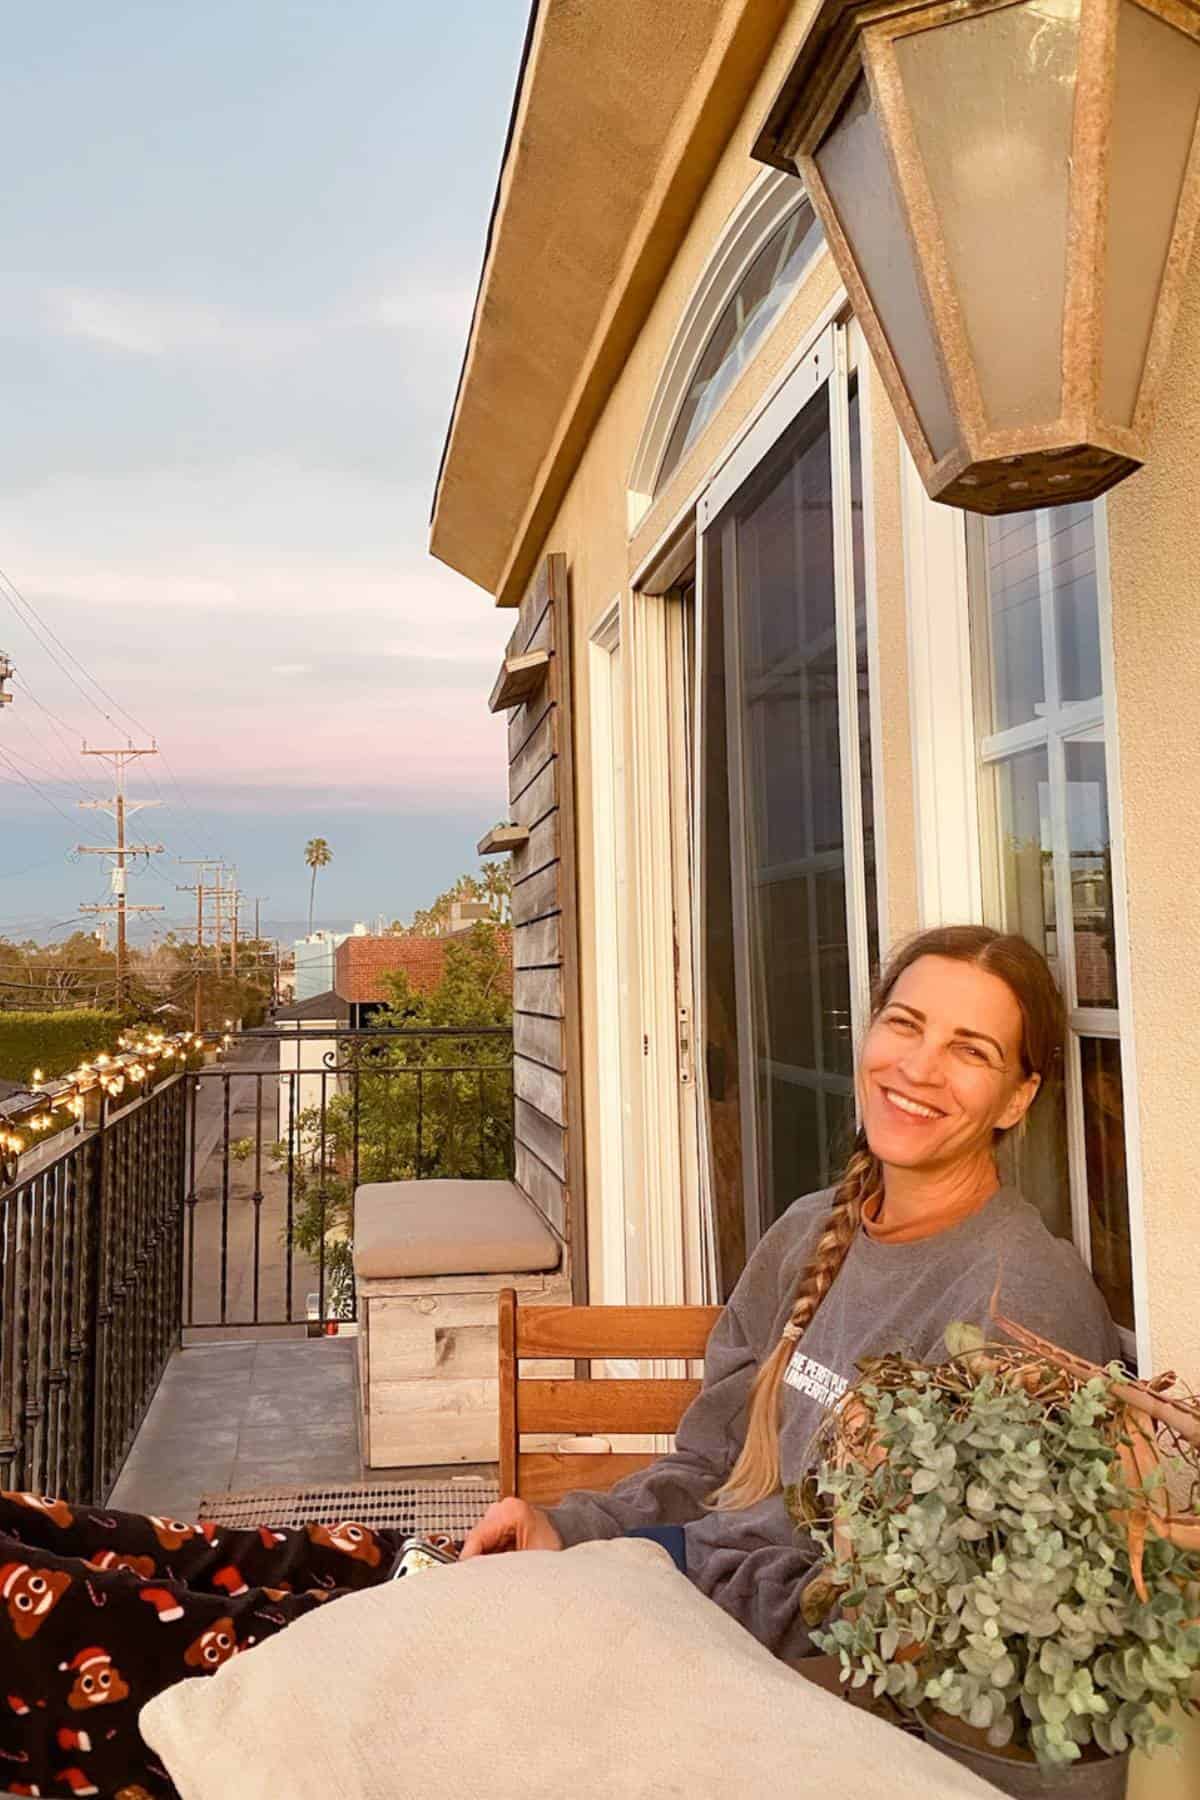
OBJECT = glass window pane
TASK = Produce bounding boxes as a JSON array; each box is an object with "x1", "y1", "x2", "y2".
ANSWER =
[
  {"x1": 848, "y1": 381, "x2": 879, "y2": 975},
  {"x1": 700, "y1": 534, "x2": 747, "y2": 1301},
  {"x1": 1080, "y1": 1036, "x2": 1134, "y2": 1330},
  {"x1": 1000, "y1": 1055, "x2": 1072, "y2": 1246},
  {"x1": 657, "y1": 200, "x2": 824, "y2": 492},
  {"x1": 816, "y1": 76, "x2": 957, "y2": 460},
  {"x1": 1049, "y1": 505, "x2": 1101, "y2": 705},
  {"x1": 1065, "y1": 738, "x2": 1118, "y2": 1007},
  {"x1": 895, "y1": 0, "x2": 1078, "y2": 432},
  {"x1": 994, "y1": 746, "x2": 1055, "y2": 967},
  {"x1": 722, "y1": 386, "x2": 856, "y2": 1232},
  {"x1": 982, "y1": 514, "x2": 1046, "y2": 731}
]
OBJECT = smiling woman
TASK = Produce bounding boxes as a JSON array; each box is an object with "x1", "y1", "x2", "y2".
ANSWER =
[{"x1": 463, "y1": 924, "x2": 1119, "y2": 1680}]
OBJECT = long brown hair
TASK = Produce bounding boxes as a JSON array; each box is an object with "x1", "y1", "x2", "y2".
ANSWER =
[{"x1": 710, "y1": 925, "x2": 1064, "y2": 1512}]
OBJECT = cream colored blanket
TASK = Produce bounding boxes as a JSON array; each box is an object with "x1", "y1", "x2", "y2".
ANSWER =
[{"x1": 141, "y1": 1538, "x2": 999, "y2": 1799}]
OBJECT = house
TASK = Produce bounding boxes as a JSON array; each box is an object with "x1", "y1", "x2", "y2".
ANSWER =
[
  {"x1": 273, "y1": 987, "x2": 351, "y2": 1148},
  {"x1": 334, "y1": 934, "x2": 448, "y2": 1028},
  {"x1": 431, "y1": 0, "x2": 1200, "y2": 1366},
  {"x1": 431, "y1": 8, "x2": 1198, "y2": 1780},
  {"x1": 431, "y1": 0, "x2": 1199, "y2": 1511},
  {"x1": 292, "y1": 926, "x2": 369, "y2": 1002}
]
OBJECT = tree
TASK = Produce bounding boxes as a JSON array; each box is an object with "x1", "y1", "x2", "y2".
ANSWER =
[
  {"x1": 286, "y1": 921, "x2": 514, "y2": 1317},
  {"x1": 304, "y1": 837, "x2": 332, "y2": 935},
  {"x1": 402, "y1": 863, "x2": 512, "y2": 935}
]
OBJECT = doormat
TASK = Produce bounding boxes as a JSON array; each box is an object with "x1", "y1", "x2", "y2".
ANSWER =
[{"x1": 197, "y1": 1480, "x2": 500, "y2": 1535}]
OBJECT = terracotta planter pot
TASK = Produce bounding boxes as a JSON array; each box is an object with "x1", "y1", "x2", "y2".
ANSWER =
[{"x1": 922, "y1": 1716, "x2": 1129, "y2": 1800}]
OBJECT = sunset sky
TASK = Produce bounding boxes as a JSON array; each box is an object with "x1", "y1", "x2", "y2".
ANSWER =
[{"x1": 0, "y1": 0, "x2": 528, "y2": 939}]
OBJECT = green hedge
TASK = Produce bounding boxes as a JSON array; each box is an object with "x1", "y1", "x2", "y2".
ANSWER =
[{"x1": 0, "y1": 1010, "x2": 124, "y2": 1084}]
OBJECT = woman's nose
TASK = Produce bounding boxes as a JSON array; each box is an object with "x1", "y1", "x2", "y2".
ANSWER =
[{"x1": 896, "y1": 1037, "x2": 945, "y2": 1086}]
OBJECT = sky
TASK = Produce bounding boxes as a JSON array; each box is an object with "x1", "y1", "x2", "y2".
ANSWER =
[{"x1": 0, "y1": 0, "x2": 529, "y2": 943}]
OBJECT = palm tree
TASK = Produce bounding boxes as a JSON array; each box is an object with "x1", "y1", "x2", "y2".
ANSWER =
[{"x1": 304, "y1": 837, "x2": 332, "y2": 935}]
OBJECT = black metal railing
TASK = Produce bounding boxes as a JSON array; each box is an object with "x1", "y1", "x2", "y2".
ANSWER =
[
  {"x1": 0, "y1": 1074, "x2": 188, "y2": 1503},
  {"x1": 182, "y1": 1026, "x2": 514, "y2": 1333}
]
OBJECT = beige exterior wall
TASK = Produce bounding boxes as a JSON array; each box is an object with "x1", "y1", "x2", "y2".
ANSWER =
[{"x1": 1105, "y1": 241, "x2": 1200, "y2": 1389}]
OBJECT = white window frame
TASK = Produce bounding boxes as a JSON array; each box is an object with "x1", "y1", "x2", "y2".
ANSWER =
[
  {"x1": 627, "y1": 169, "x2": 826, "y2": 534},
  {"x1": 586, "y1": 600, "x2": 636, "y2": 1317},
  {"x1": 903, "y1": 469, "x2": 1151, "y2": 1370}
]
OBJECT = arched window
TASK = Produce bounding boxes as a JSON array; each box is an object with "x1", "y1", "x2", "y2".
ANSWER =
[{"x1": 628, "y1": 173, "x2": 825, "y2": 528}]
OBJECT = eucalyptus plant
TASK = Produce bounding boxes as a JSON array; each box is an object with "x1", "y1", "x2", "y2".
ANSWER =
[{"x1": 790, "y1": 1325, "x2": 1200, "y2": 1772}]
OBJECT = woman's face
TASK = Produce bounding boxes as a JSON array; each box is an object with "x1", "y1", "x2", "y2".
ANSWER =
[{"x1": 858, "y1": 955, "x2": 1041, "y2": 1175}]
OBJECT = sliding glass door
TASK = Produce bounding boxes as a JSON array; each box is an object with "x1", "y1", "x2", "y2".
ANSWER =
[{"x1": 696, "y1": 326, "x2": 876, "y2": 1296}]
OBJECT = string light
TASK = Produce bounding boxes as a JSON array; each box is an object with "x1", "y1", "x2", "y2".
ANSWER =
[{"x1": 1, "y1": 1027, "x2": 205, "y2": 1172}]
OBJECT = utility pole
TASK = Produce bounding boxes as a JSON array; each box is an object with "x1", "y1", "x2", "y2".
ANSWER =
[
  {"x1": 178, "y1": 858, "x2": 224, "y2": 1034},
  {"x1": 0, "y1": 651, "x2": 13, "y2": 709},
  {"x1": 77, "y1": 745, "x2": 164, "y2": 1008}
]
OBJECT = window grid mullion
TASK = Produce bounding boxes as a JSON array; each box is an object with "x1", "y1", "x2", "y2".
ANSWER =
[{"x1": 1038, "y1": 514, "x2": 1095, "y2": 1273}]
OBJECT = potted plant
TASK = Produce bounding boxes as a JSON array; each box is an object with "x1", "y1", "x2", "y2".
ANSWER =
[{"x1": 791, "y1": 1317, "x2": 1200, "y2": 1798}]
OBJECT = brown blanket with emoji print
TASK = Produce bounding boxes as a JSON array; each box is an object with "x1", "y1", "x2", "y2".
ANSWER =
[{"x1": 0, "y1": 1490, "x2": 402, "y2": 1798}]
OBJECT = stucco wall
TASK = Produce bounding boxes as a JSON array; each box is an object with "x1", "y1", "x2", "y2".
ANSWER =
[
  {"x1": 1105, "y1": 240, "x2": 1200, "y2": 1385},
  {"x1": 1105, "y1": 238, "x2": 1200, "y2": 1800}
]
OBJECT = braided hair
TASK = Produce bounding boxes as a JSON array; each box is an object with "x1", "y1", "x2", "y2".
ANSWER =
[{"x1": 709, "y1": 925, "x2": 1064, "y2": 1512}]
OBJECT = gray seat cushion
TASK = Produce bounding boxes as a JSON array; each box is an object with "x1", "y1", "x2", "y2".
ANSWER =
[{"x1": 353, "y1": 1178, "x2": 560, "y2": 1279}]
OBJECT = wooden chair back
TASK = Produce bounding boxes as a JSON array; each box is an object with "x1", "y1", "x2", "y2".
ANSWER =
[{"x1": 498, "y1": 1289, "x2": 723, "y2": 1505}]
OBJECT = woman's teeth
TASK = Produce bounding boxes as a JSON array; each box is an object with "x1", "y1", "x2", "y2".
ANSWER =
[{"x1": 885, "y1": 1088, "x2": 941, "y2": 1120}]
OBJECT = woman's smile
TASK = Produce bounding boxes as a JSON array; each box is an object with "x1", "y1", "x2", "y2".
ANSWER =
[{"x1": 877, "y1": 1084, "x2": 946, "y2": 1123}]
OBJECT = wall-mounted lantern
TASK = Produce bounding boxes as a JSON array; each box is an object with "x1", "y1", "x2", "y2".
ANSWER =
[{"x1": 754, "y1": 0, "x2": 1200, "y2": 514}]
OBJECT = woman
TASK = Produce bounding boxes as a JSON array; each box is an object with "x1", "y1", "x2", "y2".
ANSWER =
[
  {"x1": 0, "y1": 928, "x2": 1118, "y2": 1797},
  {"x1": 459, "y1": 925, "x2": 1120, "y2": 1665}
]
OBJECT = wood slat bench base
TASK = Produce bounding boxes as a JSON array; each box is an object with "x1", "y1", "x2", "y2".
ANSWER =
[{"x1": 358, "y1": 1267, "x2": 572, "y2": 1468}]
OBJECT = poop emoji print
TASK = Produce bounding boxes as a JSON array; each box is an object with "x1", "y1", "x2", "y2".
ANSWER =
[{"x1": 0, "y1": 1492, "x2": 404, "y2": 1795}]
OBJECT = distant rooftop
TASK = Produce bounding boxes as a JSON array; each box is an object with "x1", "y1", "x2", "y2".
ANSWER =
[
  {"x1": 334, "y1": 936, "x2": 446, "y2": 1004},
  {"x1": 272, "y1": 989, "x2": 351, "y2": 1024}
]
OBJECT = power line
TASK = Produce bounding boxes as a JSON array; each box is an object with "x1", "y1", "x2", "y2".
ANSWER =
[
  {"x1": 0, "y1": 738, "x2": 97, "y2": 803},
  {"x1": 0, "y1": 564, "x2": 153, "y2": 741},
  {"x1": 7, "y1": 674, "x2": 105, "y2": 797},
  {"x1": 0, "y1": 743, "x2": 85, "y2": 829}
]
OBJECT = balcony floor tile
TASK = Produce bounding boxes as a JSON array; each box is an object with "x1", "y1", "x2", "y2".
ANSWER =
[{"x1": 110, "y1": 1336, "x2": 361, "y2": 1519}]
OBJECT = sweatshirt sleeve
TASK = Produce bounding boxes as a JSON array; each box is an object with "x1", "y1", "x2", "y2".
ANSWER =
[
  {"x1": 927, "y1": 1223, "x2": 1123, "y2": 1370},
  {"x1": 544, "y1": 1293, "x2": 758, "y2": 1547}
]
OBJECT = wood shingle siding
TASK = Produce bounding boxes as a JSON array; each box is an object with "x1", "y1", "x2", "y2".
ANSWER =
[{"x1": 494, "y1": 554, "x2": 587, "y2": 1298}]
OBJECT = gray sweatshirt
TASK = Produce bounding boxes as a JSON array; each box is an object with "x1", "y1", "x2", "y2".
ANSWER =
[{"x1": 547, "y1": 1186, "x2": 1120, "y2": 1664}]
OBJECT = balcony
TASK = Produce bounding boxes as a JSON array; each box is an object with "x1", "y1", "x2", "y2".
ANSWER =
[{"x1": 0, "y1": 1025, "x2": 513, "y2": 1517}]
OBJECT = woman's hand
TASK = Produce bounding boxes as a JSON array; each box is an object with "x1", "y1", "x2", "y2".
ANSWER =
[{"x1": 459, "y1": 1498, "x2": 564, "y2": 1559}]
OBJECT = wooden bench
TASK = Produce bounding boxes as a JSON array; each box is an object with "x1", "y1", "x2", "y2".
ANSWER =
[{"x1": 497, "y1": 1288, "x2": 722, "y2": 1504}]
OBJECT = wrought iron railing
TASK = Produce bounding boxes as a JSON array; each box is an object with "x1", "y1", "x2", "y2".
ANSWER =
[
  {"x1": 182, "y1": 1026, "x2": 514, "y2": 1332},
  {"x1": 0, "y1": 1074, "x2": 188, "y2": 1502},
  {"x1": 0, "y1": 1025, "x2": 514, "y2": 1498}
]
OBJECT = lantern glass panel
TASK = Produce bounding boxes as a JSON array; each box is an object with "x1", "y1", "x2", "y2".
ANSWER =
[
  {"x1": 1101, "y1": 1, "x2": 1200, "y2": 426},
  {"x1": 815, "y1": 75, "x2": 958, "y2": 459},
  {"x1": 893, "y1": 0, "x2": 1079, "y2": 434}
]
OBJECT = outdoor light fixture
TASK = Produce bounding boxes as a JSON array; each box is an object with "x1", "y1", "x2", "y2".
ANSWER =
[{"x1": 754, "y1": 0, "x2": 1200, "y2": 513}]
